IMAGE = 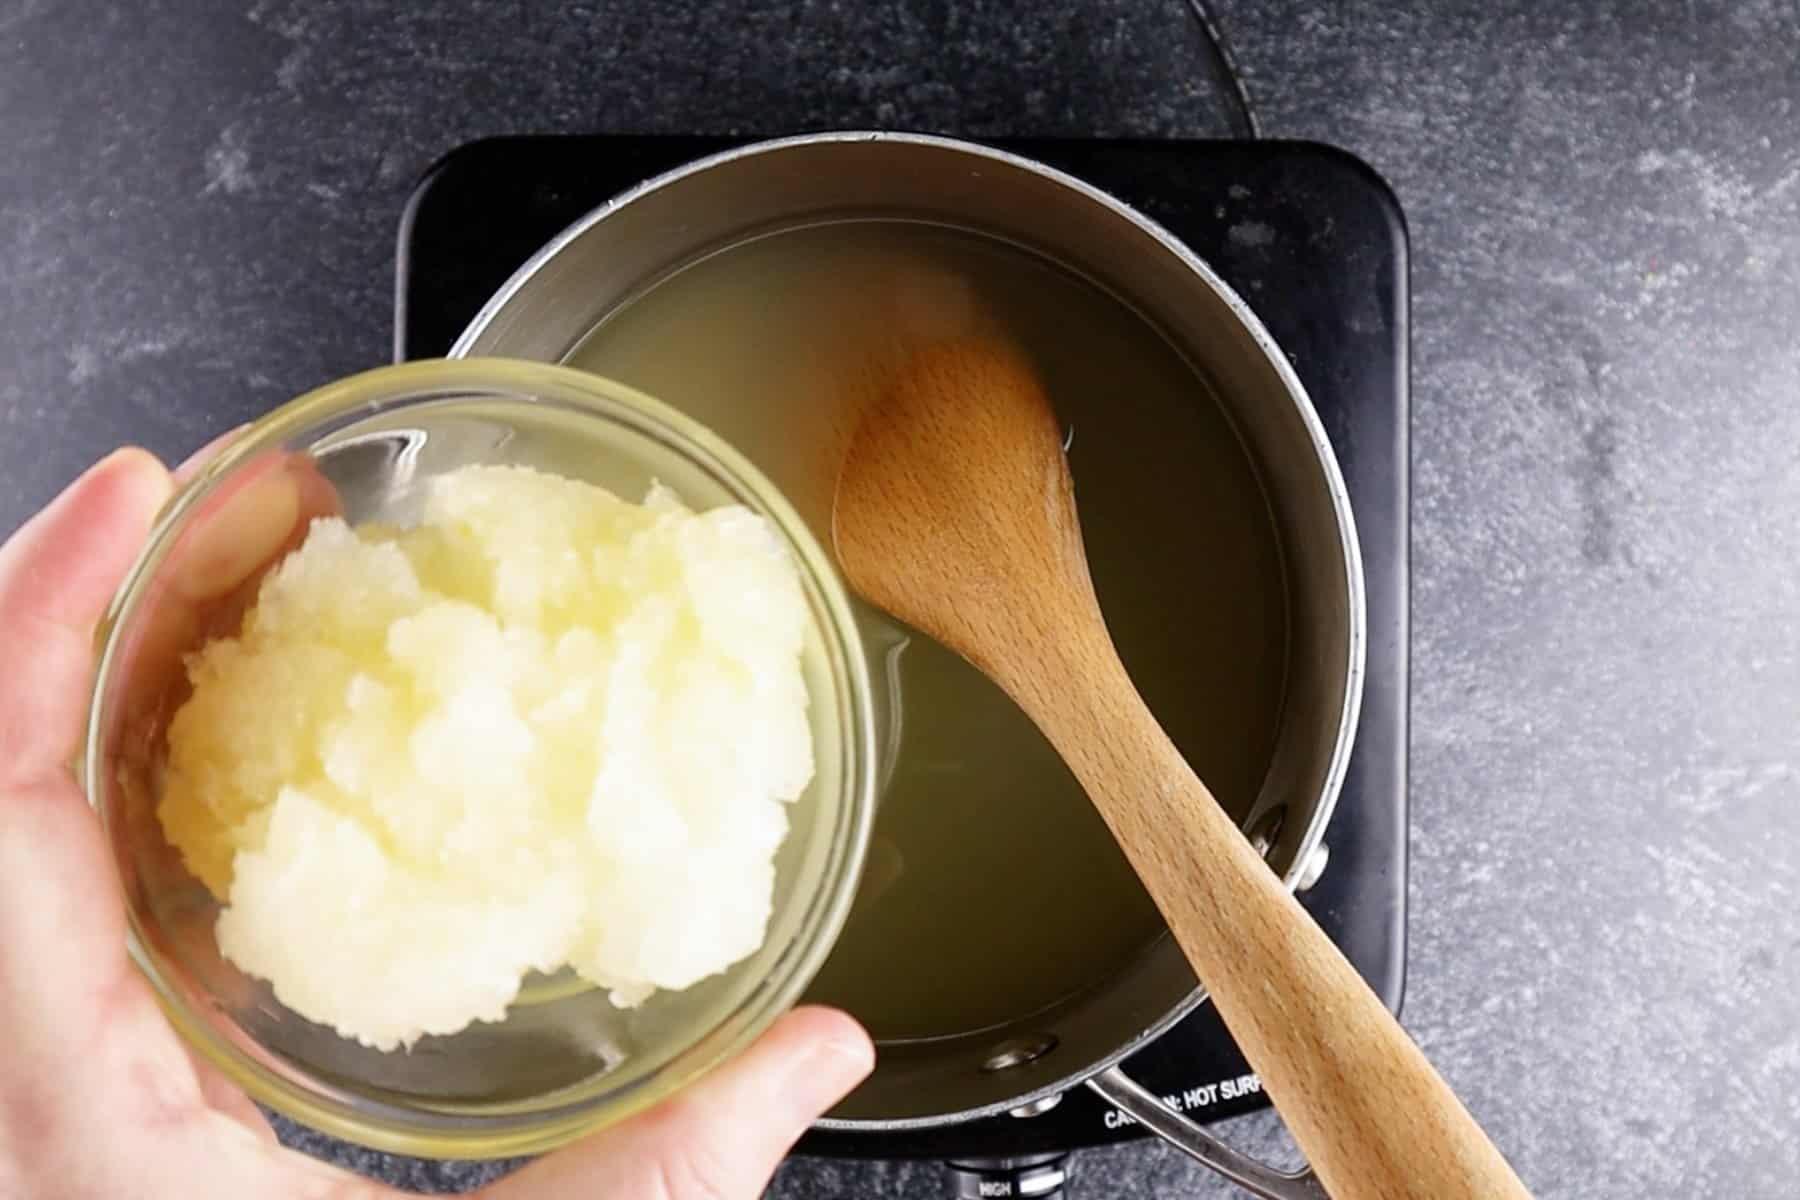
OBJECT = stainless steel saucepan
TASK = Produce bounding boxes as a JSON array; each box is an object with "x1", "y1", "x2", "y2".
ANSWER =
[{"x1": 453, "y1": 132, "x2": 1364, "y2": 1199}]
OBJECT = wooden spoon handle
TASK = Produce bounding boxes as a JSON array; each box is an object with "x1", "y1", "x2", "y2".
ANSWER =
[{"x1": 1009, "y1": 640, "x2": 1532, "y2": 1200}]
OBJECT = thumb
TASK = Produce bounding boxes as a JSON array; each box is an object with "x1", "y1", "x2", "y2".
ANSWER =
[
  {"x1": 483, "y1": 1006, "x2": 874, "y2": 1200},
  {"x1": 0, "y1": 447, "x2": 172, "y2": 788}
]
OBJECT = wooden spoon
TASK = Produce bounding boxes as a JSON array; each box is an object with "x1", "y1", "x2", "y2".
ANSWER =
[{"x1": 831, "y1": 336, "x2": 1532, "y2": 1200}]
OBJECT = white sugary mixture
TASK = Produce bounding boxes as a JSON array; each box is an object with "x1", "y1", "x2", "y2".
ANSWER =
[{"x1": 159, "y1": 465, "x2": 814, "y2": 1050}]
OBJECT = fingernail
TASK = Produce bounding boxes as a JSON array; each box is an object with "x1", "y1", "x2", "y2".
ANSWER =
[
  {"x1": 82, "y1": 447, "x2": 173, "y2": 514},
  {"x1": 91, "y1": 446, "x2": 170, "y2": 486},
  {"x1": 782, "y1": 1034, "x2": 875, "y2": 1120},
  {"x1": 95, "y1": 445, "x2": 159, "y2": 470},
  {"x1": 174, "y1": 424, "x2": 251, "y2": 483}
]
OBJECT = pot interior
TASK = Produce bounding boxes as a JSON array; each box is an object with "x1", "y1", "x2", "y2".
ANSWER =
[{"x1": 455, "y1": 135, "x2": 1359, "y2": 1126}]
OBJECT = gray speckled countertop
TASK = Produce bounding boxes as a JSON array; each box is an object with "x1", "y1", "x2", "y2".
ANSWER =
[{"x1": 5, "y1": 2, "x2": 1799, "y2": 1196}]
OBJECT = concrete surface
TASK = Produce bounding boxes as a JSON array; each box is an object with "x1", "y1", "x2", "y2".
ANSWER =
[{"x1": 3, "y1": 1, "x2": 1797, "y2": 1195}]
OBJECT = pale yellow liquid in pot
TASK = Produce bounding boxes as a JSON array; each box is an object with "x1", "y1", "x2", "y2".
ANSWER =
[{"x1": 565, "y1": 221, "x2": 1287, "y2": 1042}]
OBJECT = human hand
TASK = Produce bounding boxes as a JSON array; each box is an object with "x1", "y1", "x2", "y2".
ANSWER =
[{"x1": 0, "y1": 447, "x2": 875, "y2": 1199}]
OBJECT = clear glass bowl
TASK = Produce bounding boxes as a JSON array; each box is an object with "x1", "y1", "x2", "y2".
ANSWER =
[{"x1": 81, "y1": 358, "x2": 877, "y2": 1158}]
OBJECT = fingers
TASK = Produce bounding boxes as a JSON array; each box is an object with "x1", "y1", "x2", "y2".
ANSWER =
[
  {"x1": 0, "y1": 449, "x2": 176, "y2": 1115},
  {"x1": 167, "y1": 453, "x2": 304, "y2": 603},
  {"x1": 0, "y1": 448, "x2": 173, "y2": 790},
  {"x1": 106, "y1": 448, "x2": 342, "y2": 808},
  {"x1": 482, "y1": 1007, "x2": 874, "y2": 1200},
  {"x1": 0, "y1": 440, "x2": 335, "y2": 1058}
]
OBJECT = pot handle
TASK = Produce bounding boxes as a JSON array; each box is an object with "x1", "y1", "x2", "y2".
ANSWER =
[{"x1": 1086, "y1": 1067, "x2": 1327, "y2": 1200}]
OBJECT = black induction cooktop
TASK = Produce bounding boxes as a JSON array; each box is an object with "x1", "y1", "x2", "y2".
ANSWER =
[{"x1": 395, "y1": 134, "x2": 1409, "y2": 1167}]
